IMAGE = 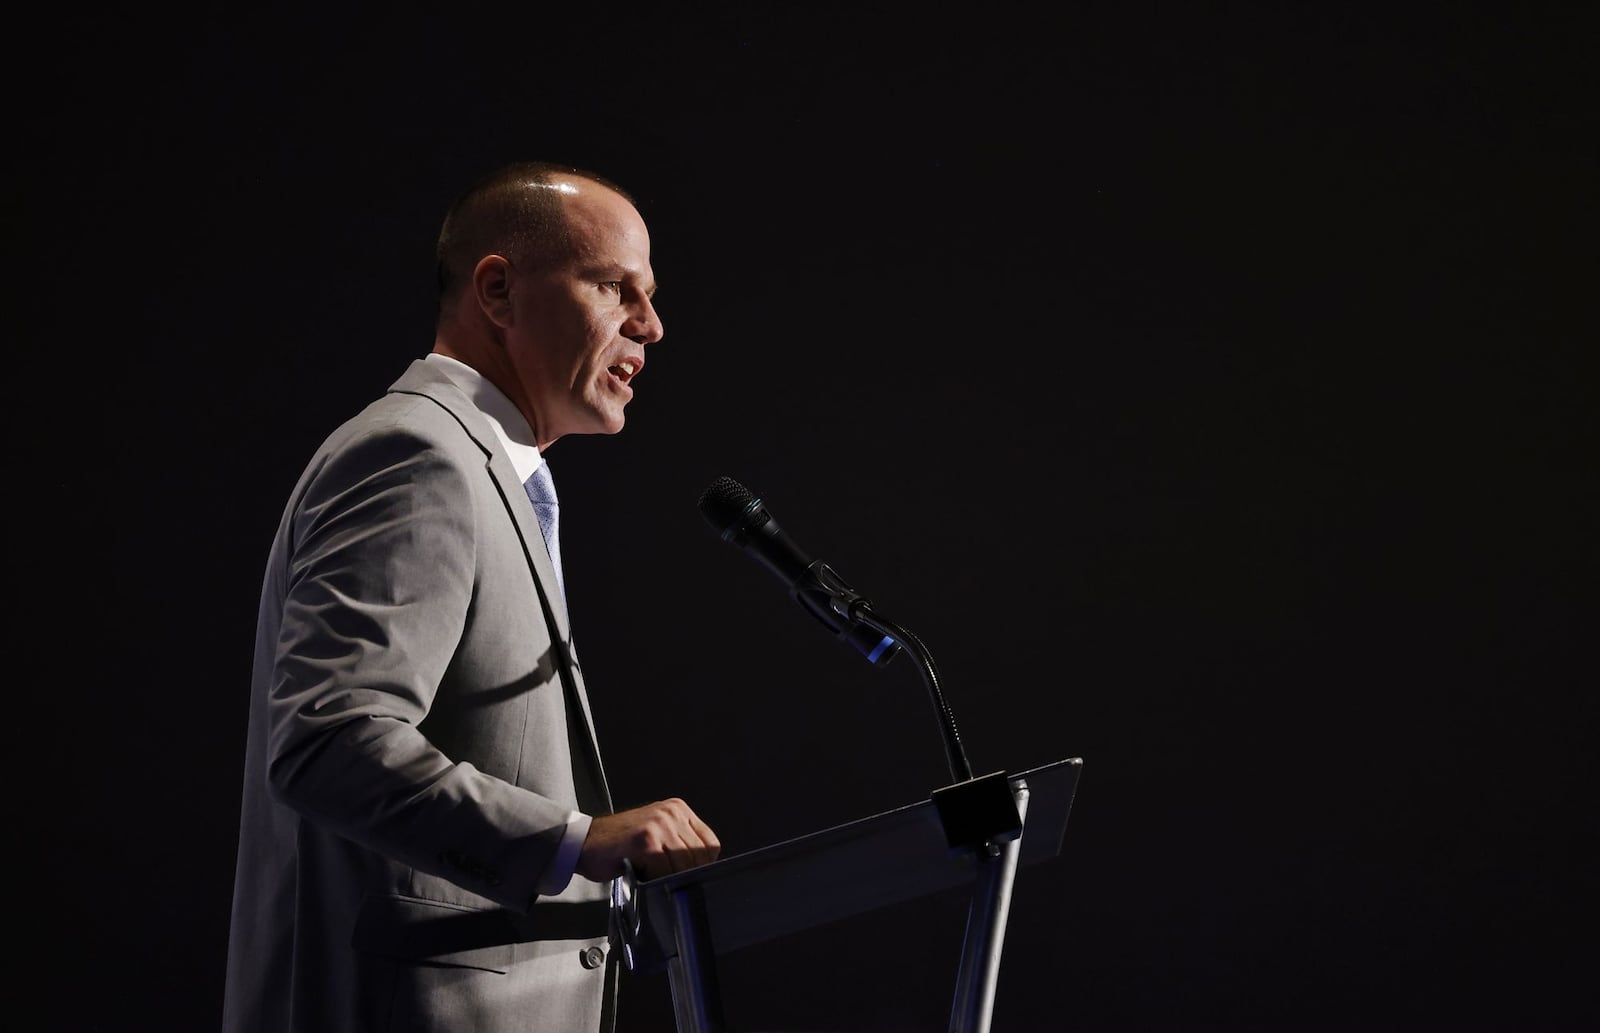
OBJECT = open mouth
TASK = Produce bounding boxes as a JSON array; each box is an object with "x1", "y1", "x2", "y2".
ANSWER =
[{"x1": 608, "y1": 360, "x2": 637, "y2": 384}]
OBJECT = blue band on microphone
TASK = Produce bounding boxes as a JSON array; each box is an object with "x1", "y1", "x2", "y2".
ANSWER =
[{"x1": 866, "y1": 636, "x2": 897, "y2": 664}]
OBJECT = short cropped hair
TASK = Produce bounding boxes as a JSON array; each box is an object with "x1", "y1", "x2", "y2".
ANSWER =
[{"x1": 434, "y1": 161, "x2": 636, "y2": 302}]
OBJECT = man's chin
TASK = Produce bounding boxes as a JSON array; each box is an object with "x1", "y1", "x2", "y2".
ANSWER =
[{"x1": 588, "y1": 409, "x2": 628, "y2": 436}]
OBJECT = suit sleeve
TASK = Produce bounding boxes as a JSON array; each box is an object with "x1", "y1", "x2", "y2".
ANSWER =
[{"x1": 263, "y1": 419, "x2": 575, "y2": 911}]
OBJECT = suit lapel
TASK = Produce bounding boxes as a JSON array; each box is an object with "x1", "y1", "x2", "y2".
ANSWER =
[
  {"x1": 491, "y1": 447, "x2": 615, "y2": 814},
  {"x1": 389, "y1": 360, "x2": 613, "y2": 814}
]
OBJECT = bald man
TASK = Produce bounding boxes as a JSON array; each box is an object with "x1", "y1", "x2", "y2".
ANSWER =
[{"x1": 223, "y1": 162, "x2": 719, "y2": 1033}]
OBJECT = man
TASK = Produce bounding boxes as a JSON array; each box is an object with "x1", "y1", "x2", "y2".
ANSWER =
[{"x1": 223, "y1": 162, "x2": 720, "y2": 1033}]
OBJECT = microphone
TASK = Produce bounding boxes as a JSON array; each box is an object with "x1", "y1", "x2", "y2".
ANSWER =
[{"x1": 698, "y1": 476, "x2": 900, "y2": 665}]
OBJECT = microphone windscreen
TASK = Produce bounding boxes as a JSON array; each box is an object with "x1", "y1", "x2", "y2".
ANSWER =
[{"x1": 698, "y1": 476, "x2": 756, "y2": 533}]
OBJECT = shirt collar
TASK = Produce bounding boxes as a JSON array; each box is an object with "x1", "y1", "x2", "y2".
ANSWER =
[{"x1": 423, "y1": 352, "x2": 544, "y2": 482}]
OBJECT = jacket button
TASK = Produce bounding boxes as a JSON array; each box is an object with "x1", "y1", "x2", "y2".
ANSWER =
[{"x1": 580, "y1": 945, "x2": 606, "y2": 969}]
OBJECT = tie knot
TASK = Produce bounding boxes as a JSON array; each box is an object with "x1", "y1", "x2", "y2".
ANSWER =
[{"x1": 525, "y1": 463, "x2": 559, "y2": 508}]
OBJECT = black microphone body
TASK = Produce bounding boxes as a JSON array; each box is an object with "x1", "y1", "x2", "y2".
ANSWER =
[{"x1": 699, "y1": 476, "x2": 900, "y2": 665}]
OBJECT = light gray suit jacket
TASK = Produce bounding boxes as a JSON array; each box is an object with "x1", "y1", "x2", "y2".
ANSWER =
[{"x1": 223, "y1": 359, "x2": 617, "y2": 1033}]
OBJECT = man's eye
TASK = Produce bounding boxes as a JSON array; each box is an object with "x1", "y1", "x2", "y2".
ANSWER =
[{"x1": 600, "y1": 281, "x2": 622, "y2": 292}]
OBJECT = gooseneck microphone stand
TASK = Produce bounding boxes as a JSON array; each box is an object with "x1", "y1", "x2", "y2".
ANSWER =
[{"x1": 845, "y1": 606, "x2": 971, "y2": 784}]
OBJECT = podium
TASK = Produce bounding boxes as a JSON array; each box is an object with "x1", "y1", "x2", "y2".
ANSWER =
[{"x1": 611, "y1": 757, "x2": 1083, "y2": 1032}]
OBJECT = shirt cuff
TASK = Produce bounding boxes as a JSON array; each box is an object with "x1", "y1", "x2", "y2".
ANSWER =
[{"x1": 534, "y1": 810, "x2": 592, "y2": 897}]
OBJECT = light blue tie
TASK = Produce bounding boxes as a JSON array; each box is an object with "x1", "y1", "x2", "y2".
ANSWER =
[{"x1": 523, "y1": 462, "x2": 566, "y2": 605}]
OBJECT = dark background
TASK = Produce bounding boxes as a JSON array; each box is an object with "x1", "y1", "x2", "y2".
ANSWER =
[{"x1": 20, "y1": 5, "x2": 1593, "y2": 1031}]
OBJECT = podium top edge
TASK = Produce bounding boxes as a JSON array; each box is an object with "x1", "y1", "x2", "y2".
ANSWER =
[{"x1": 635, "y1": 756, "x2": 1083, "y2": 892}]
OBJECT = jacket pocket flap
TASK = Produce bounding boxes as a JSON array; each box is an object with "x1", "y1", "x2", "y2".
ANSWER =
[{"x1": 351, "y1": 895, "x2": 515, "y2": 973}]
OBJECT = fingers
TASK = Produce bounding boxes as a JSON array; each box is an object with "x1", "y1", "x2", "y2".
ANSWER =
[
  {"x1": 683, "y1": 807, "x2": 721, "y2": 870},
  {"x1": 575, "y1": 798, "x2": 721, "y2": 882},
  {"x1": 636, "y1": 797, "x2": 720, "y2": 876}
]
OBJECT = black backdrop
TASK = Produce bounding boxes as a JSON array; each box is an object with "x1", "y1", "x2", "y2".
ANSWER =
[{"x1": 20, "y1": 6, "x2": 1593, "y2": 1031}]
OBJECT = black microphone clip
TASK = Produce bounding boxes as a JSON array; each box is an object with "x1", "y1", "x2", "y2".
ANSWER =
[{"x1": 796, "y1": 561, "x2": 899, "y2": 665}]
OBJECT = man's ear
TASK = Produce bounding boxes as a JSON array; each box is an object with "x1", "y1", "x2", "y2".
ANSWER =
[{"x1": 473, "y1": 255, "x2": 515, "y2": 328}]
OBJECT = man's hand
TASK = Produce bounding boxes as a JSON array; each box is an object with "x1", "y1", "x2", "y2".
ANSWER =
[{"x1": 577, "y1": 798, "x2": 721, "y2": 881}]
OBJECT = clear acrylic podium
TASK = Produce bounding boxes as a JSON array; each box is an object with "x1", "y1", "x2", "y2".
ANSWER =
[{"x1": 610, "y1": 757, "x2": 1082, "y2": 1033}]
